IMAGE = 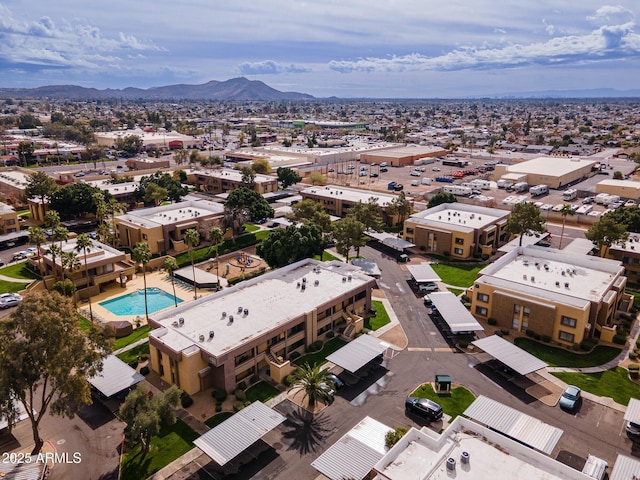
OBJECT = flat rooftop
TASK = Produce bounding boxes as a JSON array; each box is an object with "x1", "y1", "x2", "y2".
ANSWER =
[
  {"x1": 116, "y1": 199, "x2": 224, "y2": 228},
  {"x1": 301, "y1": 185, "x2": 398, "y2": 207},
  {"x1": 597, "y1": 178, "x2": 640, "y2": 190},
  {"x1": 42, "y1": 238, "x2": 124, "y2": 267},
  {"x1": 409, "y1": 203, "x2": 509, "y2": 231},
  {"x1": 185, "y1": 167, "x2": 275, "y2": 184},
  {"x1": 361, "y1": 145, "x2": 446, "y2": 158},
  {"x1": 85, "y1": 180, "x2": 140, "y2": 196},
  {"x1": 0, "y1": 170, "x2": 31, "y2": 189},
  {"x1": 151, "y1": 260, "x2": 374, "y2": 357},
  {"x1": 504, "y1": 156, "x2": 596, "y2": 176}
]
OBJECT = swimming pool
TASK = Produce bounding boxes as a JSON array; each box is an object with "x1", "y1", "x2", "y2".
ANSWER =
[{"x1": 99, "y1": 288, "x2": 182, "y2": 316}]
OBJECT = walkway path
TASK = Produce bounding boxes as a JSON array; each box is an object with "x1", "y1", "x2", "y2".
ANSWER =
[
  {"x1": 112, "y1": 337, "x2": 149, "y2": 356},
  {"x1": 0, "y1": 273, "x2": 33, "y2": 283}
]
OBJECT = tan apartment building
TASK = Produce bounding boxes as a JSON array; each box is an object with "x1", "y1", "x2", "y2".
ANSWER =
[
  {"x1": 403, "y1": 203, "x2": 510, "y2": 259},
  {"x1": 0, "y1": 202, "x2": 19, "y2": 235},
  {"x1": 469, "y1": 245, "x2": 631, "y2": 345},
  {"x1": 184, "y1": 168, "x2": 278, "y2": 195},
  {"x1": 114, "y1": 198, "x2": 225, "y2": 255},
  {"x1": 608, "y1": 233, "x2": 640, "y2": 284},
  {"x1": 148, "y1": 259, "x2": 376, "y2": 394}
]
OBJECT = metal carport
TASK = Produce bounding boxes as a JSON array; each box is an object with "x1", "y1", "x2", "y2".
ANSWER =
[
  {"x1": 472, "y1": 335, "x2": 547, "y2": 375},
  {"x1": 610, "y1": 454, "x2": 640, "y2": 480},
  {"x1": 194, "y1": 401, "x2": 285, "y2": 466},
  {"x1": 464, "y1": 395, "x2": 563, "y2": 454},
  {"x1": 326, "y1": 335, "x2": 390, "y2": 373},
  {"x1": 366, "y1": 231, "x2": 415, "y2": 251},
  {"x1": 624, "y1": 397, "x2": 640, "y2": 423},
  {"x1": 406, "y1": 263, "x2": 441, "y2": 284},
  {"x1": 88, "y1": 355, "x2": 144, "y2": 398},
  {"x1": 429, "y1": 292, "x2": 483, "y2": 334}
]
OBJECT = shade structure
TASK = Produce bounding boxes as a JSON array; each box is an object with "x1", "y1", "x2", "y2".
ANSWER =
[
  {"x1": 88, "y1": 355, "x2": 144, "y2": 398},
  {"x1": 472, "y1": 335, "x2": 547, "y2": 375},
  {"x1": 325, "y1": 335, "x2": 389, "y2": 373},
  {"x1": 429, "y1": 292, "x2": 483, "y2": 333}
]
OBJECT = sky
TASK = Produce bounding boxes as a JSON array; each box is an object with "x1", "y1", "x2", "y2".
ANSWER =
[{"x1": 1, "y1": 1, "x2": 640, "y2": 98}]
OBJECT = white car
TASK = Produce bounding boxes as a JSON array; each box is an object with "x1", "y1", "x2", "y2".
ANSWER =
[{"x1": 0, "y1": 293, "x2": 22, "y2": 309}]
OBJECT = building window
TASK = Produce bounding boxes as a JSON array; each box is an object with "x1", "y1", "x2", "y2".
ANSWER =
[
  {"x1": 561, "y1": 316, "x2": 577, "y2": 328},
  {"x1": 142, "y1": 233, "x2": 148, "y2": 240},
  {"x1": 405, "y1": 227, "x2": 414, "y2": 234},
  {"x1": 476, "y1": 293, "x2": 489, "y2": 303},
  {"x1": 523, "y1": 307, "x2": 530, "y2": 318},
  {"x1": 454, "y1": 248, "x2": 463, "y2": 255},
  {"x1": 455, "y1": 237, "x2": 464, "y2": 245},
  {"x1": 559, "y1": 330, "x2": 575, "y2": 343},
  {"x1": 475, "y1": 306, "x2": 488, "y2": 316}
]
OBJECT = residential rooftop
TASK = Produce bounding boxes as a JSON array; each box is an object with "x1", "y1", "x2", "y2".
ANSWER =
[
  {"x1": 301, "y1": 185, "x2": 398, "y2": 207},
  {"x1": 185, "y1": 167, "x2": 275, "y2": 184},
  {"x1": 42, "y1": 238, "x2": 124, "y2": 267},
  {"x1": 116, "y1": 199, "x2": 224, "y2": 228},
  {"x1": 0, "y1": 170, "x2": 31, "y2": 189},
  {"x1": 408, "y1": 203, "x2": 509, "y2": 232}
]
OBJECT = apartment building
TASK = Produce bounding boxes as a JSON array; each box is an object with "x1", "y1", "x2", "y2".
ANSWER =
[
  {"x1": 608, "y1": 233, "x2": 640, "y2": 284},
  {"x1": 184, "y1": 168, "x2": 278, "y2": 195},
  {"x1": 470, "y1": 246, "x2": 631, "y2": 345},
  {"x1": 148, "y1": 259, "x2": 376, "y2": 394},
  {"x1": 0, "y1": 202, "x2": 19, "y2": 235},
  {"x1": 403, "y1": 203, "x2": 510, "y2": 259}
]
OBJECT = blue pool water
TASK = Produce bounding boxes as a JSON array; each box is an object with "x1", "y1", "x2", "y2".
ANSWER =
[{"x1": 99, "y1": 288, "x2": 182, "y2": 316}]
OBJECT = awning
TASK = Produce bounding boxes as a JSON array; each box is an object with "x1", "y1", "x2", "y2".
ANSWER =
[
  {"x1": 610, "y1": 454, "x2": 640, "y2": 480},
  {"x1": 624, "y1": 398, "x2": 640, "y2": 423},
  {"x1": 406, "y1": 263, "x2": 441, "y2": 283},
  {"x1": 366, "y1": 231, "x2": 415, "y2": 251},
  {"x1": 326, "y1": 335, "x2": 389, "y2": 373},
  {"x1": 464, "y1": 395, "x2": 563, "y2": 454},
  {"x1": 88, "y1": 355, "x2": 144, "y2": 398},
  {"x1": 351, "y1": 258, "x2": 381, "y2": 277},
  {"x1": 311, "y1": 416, "x2": 389, "y2": 480},
  {"x1": 472, "y1": 335, "x2": 547, "y2": 375},
  {"x1": 429, "y1": 292, "x2": 483, "y2": 333},
  {"x1": 194, "y1": 401, "x2": 285, "y2": 466},
  {"x1": 174, "y1": 266, "x2": 228, "y2": 289}
]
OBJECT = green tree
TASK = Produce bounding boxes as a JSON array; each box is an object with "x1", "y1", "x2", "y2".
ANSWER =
[
  {"x1": 163, "y1": 257, "x2": 179, "y2": 308},
  {"x1": 257, "y1": 224, "x2": 323, "y2": 268},
  {"x1": 28, "y1": 227, "x2": 47, "y2": 277},
  {"x1": 504, "y1": 202, "x2": 546, "y2": 246},
  {"x1": 184, "y1": 228, "x2": 200, "y2": 299},
  {"x1": 61, "y1": 250, "x2": 80, "y2": 286},
  {"x1": 613, "y1": 171, "x2": 624, "y2": 180},
  {"x1": 45, "y1": 243, "x2": 62, "y2": 283},
  {"x1": 223, "y1": 206, "x2": 249, "y2": 240},
  {"x1": 49, "y1": 183, "x2": 107, "y2": 218},
  {"x1": 224, "y1": 187, "x2": 274, "y2": 222},
  {"x1": 115, "y1": 135, "x2": 143, "y2": 156},
  {"x1": 75, "y1": 234, "x2": 95, "y2": 320},
  {"x1": 288, "y1": 199, "x2": 331, "y2": 232},
  {"x1": 16, "y1": 141, "x2": 34, "y2": 167},
  {"x1": 277, "y1": 167, "x2": 302, "y2": 189},
  {"x1": 24, "y1": 171, "x2": 58, "y2": 208},
  {"x1": 308, "y1": 172, "x2": 327, "y2": 186},
  {"x1": 332, "y1": 217, "x2": 367, "y2": 260},
  {"x1": 173, "y1": 149, "x2": 188, "y2": 165},
  {"x1": 288, "y1": 363, "x2": 334, "y2": 408},
  {"x1": 585, "y1": 214, "x2": 629, "y2": 257},
  {"x1": 119, "y1": 384, "x2": 182, "y2": 454},
  {"x1": 132, "y1": 243, "x2": 152, "y2": 323},
  {"x1": 241, "y1": 166, "x2": 256, "y2": 186},
  {"x1": 347, "y1": 198, "x2": 385, "y2": 233},
  {"x1": 0, "y1": 291, "x2": 111, "y2": 455},
  {"x1": 385, "y1": 427, "x2": 409, "y2": 449},
  {"x1": 427, "y1": 192, "x2": 457, "y2": 208},
  {"x1": 558, "y1": 204, "x2": 575, "y2": 249},
  {"x1": 136, "y1": 171, "x2": 187, "y2": 203},
  {"x1": 252, "y1": 158, "x2": 271, "y2": 174},
  {"x1": 143, "y1": 182, "x2": 168, "y2": 206},
  {"x1": 208, "y1": 226, "x2": 224, "y2": 285},
  {"x1": 386, "y1": 192, "x2": 413, "y2": 225}
]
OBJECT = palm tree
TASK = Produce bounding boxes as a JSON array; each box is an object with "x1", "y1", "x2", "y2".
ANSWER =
[
  {"x1": 53, "y1": 226, "x2": 69, "y2": 255},
  {"x1": 208, "y1": 226, "x2": 224, "y2": 288},
  {"x1": 558, "y1": 204, "x2": 575, "y2": 249},
  {"x1": 44, "y1": 243, "x2": 62, "y2": 282},
  {"x1": 28, "y1": 227, "x2": 47, "y2": 278},
  {"x1": 288, "y1": 363, "x2": 334, "y2": 408},
  {"x1": 223, "y1": 206, "x2": 248, "y2": 242},
  {"x1": 75, "y1": 233, "x2": 94, "y2": 320},
  {"x1": 61, "y1": 250, "x2": 80, "y2": 305},
  {"x1": 132, "y1": 242, "x2": 152, "y2": 323},
  {"x1": 163, "y1": 257, "x2": 179, "y2": 307},
  {"x1": 184, "y1": 228, "x2": 200, "y2": 299}
]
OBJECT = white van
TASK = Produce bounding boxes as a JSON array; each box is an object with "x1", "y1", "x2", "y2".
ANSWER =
[
  {"x1": 380, "y1": 162, "x2": 388, "y2": 167},
  {"x1": 411, "y1": 180, "x2": 419, "y2": 186}
]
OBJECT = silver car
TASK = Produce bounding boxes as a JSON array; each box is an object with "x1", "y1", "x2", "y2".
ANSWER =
[{"x1": 0, "y1": 293, "x2": 22, "y2": 309}]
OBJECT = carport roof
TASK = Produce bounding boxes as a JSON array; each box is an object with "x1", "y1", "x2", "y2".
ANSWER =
[
  {"x1": 406, "y1": 263, "x2": 441, "y2": 283},
  {"x1": 311, "y1": 416, "x2": 389, "y2": 480},
  {"x1": 194, "y1": 401, "x2": 285, "y2": 466},
  {"x1": 610, "y1": 454, "x2": 640, "y2": 480},
  {"x1": 429, "y1": 292, "x2": 483, "y2": 333},
  {"x1": 472, "y1": 335, "x2": 547, "y2": 375},
  {"x1": 624, "y1": 397, "x2": 640, "y2": 423},
  {"x1": 463, "y1": 395, "x2": 563, "y2": 455},
  {"x1": 88, "y1": 355, "x2": 144, "y2": 398},
  {"x1": 326, "y1": 335, "x2": 390, "y2": 373},
  {"x1": 366, "y1": 231, "x2": 415, "y2": 251}
]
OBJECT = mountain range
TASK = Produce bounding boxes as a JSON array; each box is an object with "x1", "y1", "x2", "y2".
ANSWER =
[{"x1": 0, "y1": 77, "x2": 314, "y2": 101}]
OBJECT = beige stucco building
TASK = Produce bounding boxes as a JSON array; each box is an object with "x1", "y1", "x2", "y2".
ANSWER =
[
  {"x1": 148, "y1": 259, "x2": 376, "y2": 394},
  {"x1": 595, "y1": 179, "x2": 640, "y2": 200},
  {"x1": 469, "y1": 245, "x2": 631, "y2": 345},
  {"x1": 184, "y1": 168, "x2": 278, "y2": 195},
  {"x1": 493, "y1": 156, "x2": 597, "y2": 189},
  {"x1": 0, "y1": 202, "x2": 19, "y2": 235},
  {"x1": 359, "y1": 145, "x2": 449, "y2": 167},
  {"x1": 94, "y1": 129, "x2": 202, "y2": 150}
]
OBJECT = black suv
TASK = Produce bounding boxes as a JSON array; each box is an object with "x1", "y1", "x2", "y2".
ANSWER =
[
  {"x1": 405, "y1": 397, "x2": 443, "y2": 422},
  {"x1": 626, "y1": 421, "x2": 640, "y2": 443}
]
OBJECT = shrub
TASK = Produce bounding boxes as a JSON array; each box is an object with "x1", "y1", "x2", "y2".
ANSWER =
[
  {"x1": 309, "y1": 341, "x2": 323, "y2": 352},
  {"x1": 541, "y1": 335, "x2": 552, "y2": 343},
  {"x1": 289, "y1": 351, "x2": 301, "y2": 361},
  {"x1": 283, "y1": 374, "x2": 295, "y2": 387},
  {"x1": 443, "y1": 251, "x2": 450, "y2": 257},
  {"x1": 500, "y1": 328, "x2": 509, "y2": 336},
  {"x1": 571, "y1": 343, "x2": 581, "y2": 351},
  {"x1": 234, "y1": 389, "x2": 246, "y2": 401},
  {"x1": 212, "y1": 389, "x2": 227, "y2": 402},
  {"x1": 326, "y1": 331, "x2": 335, "y2": 339},
  {"x1": 459, "y1": 341, "x2": 469, "y2": 349},
  {"x1": 613, "y1": 334, "x2": 627, "y2": 345},
  {"x1": 128, "y1": 361, "x2": 138, "y2": 369},
  {"x1": 237, "y1": 381, "x2": 247, "y2": 391},
  {"x1": 139, "y1": 366, "x2": 150, "y2": 376},
  {"x1": 525, "y1": 329, "x2": 535, "y2": 337},
  {"x1": 495, "y1": 330, "x2": 504, "y2": 337},
  {"x1": 636, "y1": 338, "x2": 640, "y2": 348},
  {"x1": 580, "y1": 339, "x2": 597, "y2": 351},
  {"x1": 215, "y1": 404, "x2": 222, "y2": 413},
  {"x1": 244, "y1": 400, "x2": 251, "y2": 407},
  {"x1": 233, "y1": 401, "x2": 245, "y2": 412},
  {"x1": 250, "y1": 374, "x2": 259, "y2": 384},
  {"x1": 630, "y1": 352, "x2": 638, "y2": 360},
  {"x1": 533, "y1": 333, "x2": 541, "y2": 340},
  {"x1": 487, "y1": 318, "x2": 497, "y2": 326},
  {"x1": 481, "y1": 254, "x2": 490, "y2": 261},
  {"x1": 629, "y1": 364, "x2": 640, "y2": 371},
  {"x1": 139, "y1": 354, "x2": 149, "y2": 362},
  {"x1": 180, "y1": 393, "x2": 193, "y2": 408},
  {"x1": 420, "y1": 245, "x2": 426, "y2": 251},
  {"x1": 385, "y1": 427, "x2": 409, "y2": 449}
]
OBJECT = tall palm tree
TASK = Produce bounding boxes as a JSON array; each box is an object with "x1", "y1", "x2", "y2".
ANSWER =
[
  {"x1": 44, "y1": 243, "x2": 62, "y2": 282},
  {"x1": 288, "y1": 363, "x2": 334, "y2": 408},
  {"x1": 132, "y1": 242, "x2": 152, "y2": 323},
  {"x1": 75, "y1": 233, "x2": 94, "y2": 320},
  {"x1": 61, "y1": 250, "x2": 80, "y2": 305},
  {"x1": 163, "y1": 257, "x2": 179, "y2": 307},
  {"x1": 28, "y1": 227, "x2": 47, "y2": 278},
  {"x1": 53, "y1": 226, "x2": 69, "y2": 256},
  {"x1": 558, "y1": 203, "x2": 576, "y2": 249},
  {"x1": 208, "y1": 226, "x2": 224, "y2": 288},
  {"x1": 184, "y1": 228, "x2": 200, "y2": 299}
]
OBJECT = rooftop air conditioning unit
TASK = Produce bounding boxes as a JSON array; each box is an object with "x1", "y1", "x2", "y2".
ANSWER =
[
  {"x1": 244, "y1": 309, "x2": 248, "y2": 315},
  {"x1": 446, "y1": 458, "x2": 456, "y2": 471},
  {"x1": 238, "y1": 306, "x2": 243, "y2": 313},
  {"x1": 523, "y1": 275, "x2": 527, "y2": 280},
  {"x1": 199, "y1": 334, "x2": 205, "y2": 342},
  {"x1": 556, "y1": 281, "x2": 560, "y2": 287},
  {"x1": 565, "y1": 282, "x2": 569, "y2": 288},
  {"x1": 314, "y1": 280, "x2": 319, "y2": 286},
  {"x1": 229, "y1": 316, "x2": 233, "y2": 323},
  {"x1": 561, "y1": 270, "x2": 566, "y2": 276},
  {"x1": 301, "y1": 283, "x2": 306, "y2": 291},
  {"x1": 179, "y1": 317, "x2": 184, "y2": 326},
  {"x1": 461, "y1": 451, "x2": 470, "y2": 465},
  {"x1": 342, "y1": 277, "x2": 347, "y2": 282},
  {"x1": 531, "y1": 277, "x2": 535, "y2": 282},
  {"x1": 209, "y1": 330, "x2": 215, "y2": 339}
]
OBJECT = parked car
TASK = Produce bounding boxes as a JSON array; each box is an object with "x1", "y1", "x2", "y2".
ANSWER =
[
  {"x1": 559, "y1": 385, "x2": 581, "y2": 412},
  {"x1": 432, "y1": 167, "x2": 441, "y2": 172},
  {"x1": 11, "y1": 252, "x2": 27, "y2": 262},
  {"x1": 423, "y1": 294, "x2": 433, "y2": 306},
  {"x1": 370, "y1": 173, "x2": 379, "y2": 178},
  {"x1": 267, "y1": 221, "x2": 280, "y2": 228},
  {"x1": 380, "y1": 168, "x2": 388, "y2": 173},
  {"x1": 418, "y1": 283, "x2": 439, "y2": 293},
  {"x1": 626, "y1": 421, "x2": 640, "y2": 443},
  {"x1": 405, "y1": 397, "x2": 443, "y2": 421},
  {"x1": 256, "y1": 218, "x2": 267, "y2": 224},
  {"x1": 326, "y1": 374, "x2": 344, "y2": 390},
  {"x1": 0, "y1": 293, "x2": 22, "y2": 309},
  {"x1": 582, "y1": 197, "x2": 593, "y2": 204}
]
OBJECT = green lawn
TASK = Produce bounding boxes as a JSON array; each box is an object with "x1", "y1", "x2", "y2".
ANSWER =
[
  {"x1": 293, "y1": 338, "x2": 347, "y2": 368},
  {"x1": 0, "y1": 262, "x2": 40, "y2": 280},
  {"x1": 116, "y1": 342, "x2": 150, "y2": 364},
  {"x1": 173, "y1": 230, "x2": 271, "y2": 268},
  {"x1": 448, "y1": 288, "x2": 463, "y2": 297},
  {"x1": 430, "y1": 263, "x2": 483, "y2": 288},
  {"x1": 114, "y1": 326, "x2": 150, "y2": 350},
  {"x1": 204, "y1": 412, "x2": 234, "y2": 428},
  {"x1": 245, "y1": 382, "x2": 280, "y2": 403},
  {"x1": 552, "y1": 367, "x2": 640, "y2": 405},
  {"x1": 0, "y1": 280, "x2": 29, "y2": 293},
  {"x1": 365, "y1": 300, "x2": 391, "y2": 331},
  {"x1": 410, "y1": 383, "x2": 476, "y2": 420},
  {"x1": 78, "y1": 315, "x2": 92, "y2": 332},
  {"x1": 120, "y1": 418, "x2": 199, "y2": 480},
  {"x1": 313, "y1": 251, "x2": 342, "y2": 262},
  {"x1": 244, "y1": 223, "x2": 261, "y2": 233},
  {"x1": 514, "y1": 338, "x2": 621, "y2": 368}
]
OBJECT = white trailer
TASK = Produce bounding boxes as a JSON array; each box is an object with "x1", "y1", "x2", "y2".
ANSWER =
[
  {"x1": 595, "y1": 193, "x2": 612, "y2": 204},
  {"x1": 562, "y1": 189, "x2": 578, "y2": 201},
  {"x1": 443, "y1": 185, "x2": 472, "y2": 197},
  {"x1": 604, "y1": 195, "x2": 620, "y2": 206},
  {"x1": 529, "y1": 184, "x2": 548, "y2": 196},
  {"x1": 469, "y1": 179, "x2": 491, "y2": 190},
  {"x1": 497, "y1": 179, "x2": 511, "y2": 189},
  {"x1": 576, "y1": 205, "x2": 593, "y2": 215},
  {"x1": 513, "y1": 182, "x2": 529, "y2": 193},
  {"x1": 421, "y1": 177, "x2": 432, "y2": 185}
]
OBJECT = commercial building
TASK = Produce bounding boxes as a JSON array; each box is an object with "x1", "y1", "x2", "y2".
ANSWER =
[
  {"x1": 403, "y1": 203, "x2": 510, "y2": 259},
  {"x1": 94, "y1": 129, "x2": 202, "y2": 150},
  {"x1": 359, "y1": 145, "x2": 449, "y2": 167},
  {"x1": 125, "y1": 157, "x2": 171, "y2": 171},
  {"x1": 0, "y1": 169, "x2": 30, "y2": 205},
  {"x1": 493, "y1": 156, "x2": 597, "y2": 189},
  {"x1": 148, "y1": 259, "x2": 376, "y2": 394},
  {"x1": 114, "y1": 198, "x2": 225, "y2": 255},
  {"x1": 184, "y1": 167, "x2": 278, "y2": 195},
  {"x1": 469, "y1": 246, "x2": 631, "y2": 345},
  {"x1": 0, "y1": 202, "x2": 19, "y2": 235},
  {"x1": 595, "y1": 179, "x2": 640, "y2": 201}
]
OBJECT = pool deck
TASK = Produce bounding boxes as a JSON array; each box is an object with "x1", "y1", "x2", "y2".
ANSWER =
[{"x1": 80, "y1": 271, "x2": 216, "y2": 327}]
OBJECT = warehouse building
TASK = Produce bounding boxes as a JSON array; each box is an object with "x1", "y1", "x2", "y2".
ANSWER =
[
  {"x1": 94, "y1": 129, "x2": 202, "y2": 150},
  {"x1": 359, "y1": 145, "x2": 449, "y2": 167},
  {"x1": 595, "y1": 179, "x2": 640, "y2": 201},
  {"x1": 493, "y1": 156, "x2": 597, "y2": 189}
]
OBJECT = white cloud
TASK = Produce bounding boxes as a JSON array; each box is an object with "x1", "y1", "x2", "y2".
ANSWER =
[
  {"x1": 237, "y1": 60, "x2": 310, "y2": 75},
  {"x1": 587, "y1": 5, "x2": 635, "y2": 24}
]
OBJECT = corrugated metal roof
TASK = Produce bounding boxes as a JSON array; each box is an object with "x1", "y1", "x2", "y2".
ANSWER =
[
  {"x1": 88, "y1": 355, "x2": 144, "y2": 398},
  {"x1": 624, "y1": 398, "x2": 640, "y2": 423},
  {"x1": 325, "y1": 335, "x2": 389, "y2": 373},
  {"x1": 311, "y1": 416, "x2": 389, "y2": 480},
  {"x1": 472, "y1": 335, "x2": 547, "y2": 375},
  {"x1": 609, "y1": 454, "x2": 640, "y2": 480},
  {"x1": 429, "y1": 292, "x2": 483, "y2": 333},
  {"x1": 0, "y1": 462, "x2": 46, "y2": 480},
  {"x1": 406, "y1": 263, "x2": 441, "y2": 283},
  {"x1": 194, "y1": 401, "x2": 285, "y2": 466},
  {"x1": 367, "y1": 231, "x2": 415, "y2": 251},
  {"x1": 464, "y1": 395, "x2": 563, "y2": 455}
]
